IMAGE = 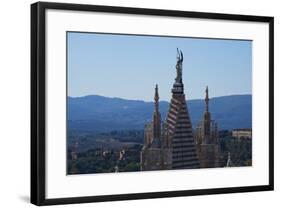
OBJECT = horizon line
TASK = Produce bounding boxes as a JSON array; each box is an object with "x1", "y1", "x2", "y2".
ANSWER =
[{"x1": 68, "y1": 93, "x2": 252, "y2": 102}]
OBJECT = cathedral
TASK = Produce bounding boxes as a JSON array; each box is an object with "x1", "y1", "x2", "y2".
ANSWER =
[{"x1": 140, "y1": 49, "x2": 220, "y2": 171}]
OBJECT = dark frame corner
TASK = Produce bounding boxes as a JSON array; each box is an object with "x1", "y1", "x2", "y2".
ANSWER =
[{"x1": 31, "y1": 1, "x2": 274, "y2": 206}]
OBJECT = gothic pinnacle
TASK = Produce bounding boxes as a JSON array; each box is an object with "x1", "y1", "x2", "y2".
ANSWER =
[
  {"x1": 154, "y1": 84, "x2": 159, "y2": 112},
  {"x1": 205, "y1": 86, "x2": 209, "y2": 112}
]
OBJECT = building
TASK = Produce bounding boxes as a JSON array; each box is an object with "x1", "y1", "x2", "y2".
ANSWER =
[
  {"x1": 140, "y1": 49, "x2": 199, "y2": 170},
  {"x1": 195, "y1": 87, "x2": 220, "y2": 168},
  {"x1": 232, "y1": 129, "x2": 252, "y2": 139}
]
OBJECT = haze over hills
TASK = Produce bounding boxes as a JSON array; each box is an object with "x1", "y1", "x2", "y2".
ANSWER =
[{"x1": 67, "y1": 94, "x2": 252, "y2": 133}]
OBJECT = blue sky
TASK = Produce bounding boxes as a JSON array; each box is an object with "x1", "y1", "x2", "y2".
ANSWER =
[{"x1": 67, "y1": 32, "x2": 252, "y2": 101}]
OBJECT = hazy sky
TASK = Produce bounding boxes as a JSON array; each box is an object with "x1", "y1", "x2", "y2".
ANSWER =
[{"x1": 67, "y1": 32, "x2": 252, "y2": 101}]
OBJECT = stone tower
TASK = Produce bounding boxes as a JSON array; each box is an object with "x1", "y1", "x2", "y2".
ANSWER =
[
  {"x1": 152, "y1": 84, "x2": 161, "y2": 147},
  {"x1": 140, "y1": 85, "x2": 172, "y2": 171},
  {"x1": 165, "y1": 49, "x2": 199, "y2": 169},
  {"x1": 195, "y1": 87, "x2": 220, "y2": 168}
]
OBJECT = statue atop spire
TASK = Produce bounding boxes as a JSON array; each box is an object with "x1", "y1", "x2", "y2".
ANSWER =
[
  {"x1": 172, "y1": 49, "x2": 184, "y2": 94},
  {"x1": 175, "y1": 48, "x2": 183, "y2": 83}
]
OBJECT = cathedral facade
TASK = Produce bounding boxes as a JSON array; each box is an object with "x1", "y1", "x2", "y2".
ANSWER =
[{"x1": 140, "y1": 49, "x2": 220, "y2": 171}]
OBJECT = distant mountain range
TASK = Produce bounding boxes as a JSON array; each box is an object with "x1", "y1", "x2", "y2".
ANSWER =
[{"x1": 67, "y1": 94, "x2": 252, "y2": 132}]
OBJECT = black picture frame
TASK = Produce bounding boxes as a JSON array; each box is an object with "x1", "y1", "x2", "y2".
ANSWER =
[{"x1": 31, "y1": 1, "x2": 274, "y2": 206}]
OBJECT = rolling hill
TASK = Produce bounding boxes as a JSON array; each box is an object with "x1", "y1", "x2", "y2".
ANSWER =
[{"x1": 67, "y1": 94, "x2": 252, "y2": 132}]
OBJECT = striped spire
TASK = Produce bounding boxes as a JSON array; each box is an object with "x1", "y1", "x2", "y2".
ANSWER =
[{"x1": 166, "y1": 49, "x2": 199, "y2": 169}]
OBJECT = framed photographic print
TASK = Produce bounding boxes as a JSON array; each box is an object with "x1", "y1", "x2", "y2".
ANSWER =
[{"x1": 31, "y1": 2, "x2": 274, "y2": 206}]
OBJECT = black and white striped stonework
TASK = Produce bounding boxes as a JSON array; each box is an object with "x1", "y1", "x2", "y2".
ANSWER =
[{"x1": 166, "y1": 94, "x2": 199, "y2": 169}]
